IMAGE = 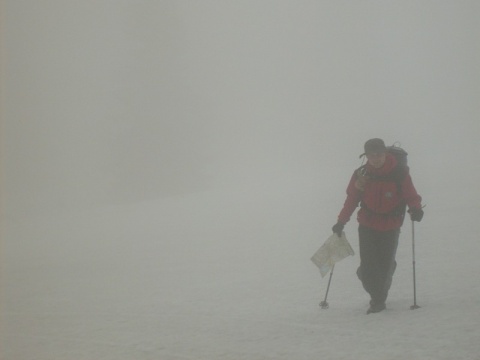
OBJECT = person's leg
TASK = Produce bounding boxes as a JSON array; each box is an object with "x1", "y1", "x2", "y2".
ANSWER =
[
  {"x1": 357, "y1": 226, "x2": 379, "y2": 299},
  {"x1": 374, "y1": 228, "x2": 400, "y2": 305},
  {"x1": 358, "y1": 226, "x2": 400, "y2": 312}
]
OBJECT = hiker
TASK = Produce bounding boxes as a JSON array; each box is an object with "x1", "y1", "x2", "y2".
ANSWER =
[{"x1": 332, "y1": 138, "x2": 424, "y2": 314}]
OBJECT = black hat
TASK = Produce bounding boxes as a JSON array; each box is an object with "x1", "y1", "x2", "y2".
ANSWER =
[{"x1": 363, "y1": 138, "x2": 386, "y2": 154}]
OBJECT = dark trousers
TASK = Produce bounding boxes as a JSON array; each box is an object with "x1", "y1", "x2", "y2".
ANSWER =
[{"x1": 357, "y1": 225, "x2": 400, "y2": 305}]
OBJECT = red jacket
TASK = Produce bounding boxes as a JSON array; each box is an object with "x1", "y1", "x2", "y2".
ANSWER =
[{"x1": 338, "y1": 153, "x2": 422, "y2": 231}]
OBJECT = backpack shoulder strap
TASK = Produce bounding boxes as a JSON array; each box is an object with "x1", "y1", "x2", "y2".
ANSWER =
[
  {"x1": 356, "y1": 164, "x2": 368, "y2": 176},
  {"x1": 361, "y1": 163, "x2": 408, "y2": 194}
]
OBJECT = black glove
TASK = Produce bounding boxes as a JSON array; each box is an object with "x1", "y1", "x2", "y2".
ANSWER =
[
  {"x1": 332, "y1": 222, "x2": 344, "y2": 237},
  {"x1": 409, "y1": 208, "x2": 424, "y2": 222}
]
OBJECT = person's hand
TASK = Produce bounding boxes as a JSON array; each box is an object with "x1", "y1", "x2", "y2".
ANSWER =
[
  {"x1": 409, "y1": 208, "x2": 424, "y2": 222},
  {"x1": 332, "y1": 222, "x2": 344, "y2": 237}
]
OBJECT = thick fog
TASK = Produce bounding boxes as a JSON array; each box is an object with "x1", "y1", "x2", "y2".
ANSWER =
[
  {"x1": 2, "y1": 1, "x2": 480, "y2": 359},
  {"x1": 3, "y1": 1, "x2": 479, "y2": 217}
]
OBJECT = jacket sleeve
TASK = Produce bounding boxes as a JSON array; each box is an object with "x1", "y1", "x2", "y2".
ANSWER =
[
  {"x1": 401, "y1": 171, "x2": 422, "y2": 210},
  {"x1": 337, "y1": 172, "x2": 362, "y2": 224}
]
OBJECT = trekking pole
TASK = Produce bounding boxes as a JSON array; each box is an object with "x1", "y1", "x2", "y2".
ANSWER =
[
  {"x1": 410, "y1": 220, "x2": 420, "y2": 310},
  {"x1": 320, "y1": 264, "x2": 335, "y2": 309}
]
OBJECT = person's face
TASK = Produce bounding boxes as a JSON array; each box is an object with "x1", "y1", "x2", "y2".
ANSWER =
[{"x1": 366, "y1": 151, "x2": 386, "y2": 168}]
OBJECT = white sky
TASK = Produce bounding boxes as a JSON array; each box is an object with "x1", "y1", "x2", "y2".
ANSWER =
[{"x1": 2, "y1": 1, "x2": 479, "y2": 218}]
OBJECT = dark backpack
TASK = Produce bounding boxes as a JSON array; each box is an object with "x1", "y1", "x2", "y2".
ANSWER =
[{"x1": 386, "y1": 144, "x2": 408, "y2": 168}]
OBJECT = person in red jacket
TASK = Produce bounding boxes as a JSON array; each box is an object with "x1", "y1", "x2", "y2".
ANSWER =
[{"x1": 332, "y1": 138, "x2": 424, "y2": 314}]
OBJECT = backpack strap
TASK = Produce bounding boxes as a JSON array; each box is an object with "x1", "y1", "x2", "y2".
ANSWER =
[{"x1": 364, "y1": 164, "x2": 408, "y2": 192}]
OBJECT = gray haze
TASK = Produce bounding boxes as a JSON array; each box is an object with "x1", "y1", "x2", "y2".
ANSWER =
[
  {"x1": 3, "y1": 1, "x2": 479, "y2": 216},
  {"x1": 1, "y1": 1, "x2": 480, "y2": 359}
]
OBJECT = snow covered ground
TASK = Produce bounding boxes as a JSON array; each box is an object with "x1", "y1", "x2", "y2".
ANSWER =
[{"x1": 2, "y1": 177, "x2": 480, "y2": 360}]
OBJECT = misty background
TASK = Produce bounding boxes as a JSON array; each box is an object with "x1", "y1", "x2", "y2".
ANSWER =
[
  {"x1": 1, "y1": 1, "x2": 480, "y2": 359},
  {"x1": 3, "y1": 1, "x2": 479, "y2": 218}
]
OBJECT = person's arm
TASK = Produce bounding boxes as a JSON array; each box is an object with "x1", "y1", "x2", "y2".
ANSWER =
[
  {"x1": 402, "y1": 171, "x2": 424, "y2": 221},
  {"x1": 337, "y1": 173, "x2": 362, "y2": 225}
]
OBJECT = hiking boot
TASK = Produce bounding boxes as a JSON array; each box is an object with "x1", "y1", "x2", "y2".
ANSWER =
[{"x1": 366, "y1": 302, "x2": 386, "y2": 314}]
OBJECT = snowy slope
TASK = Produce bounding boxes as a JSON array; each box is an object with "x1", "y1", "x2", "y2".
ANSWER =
[{"x1": 2, "y1": 179, "x2": 480, "y2": 360}]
